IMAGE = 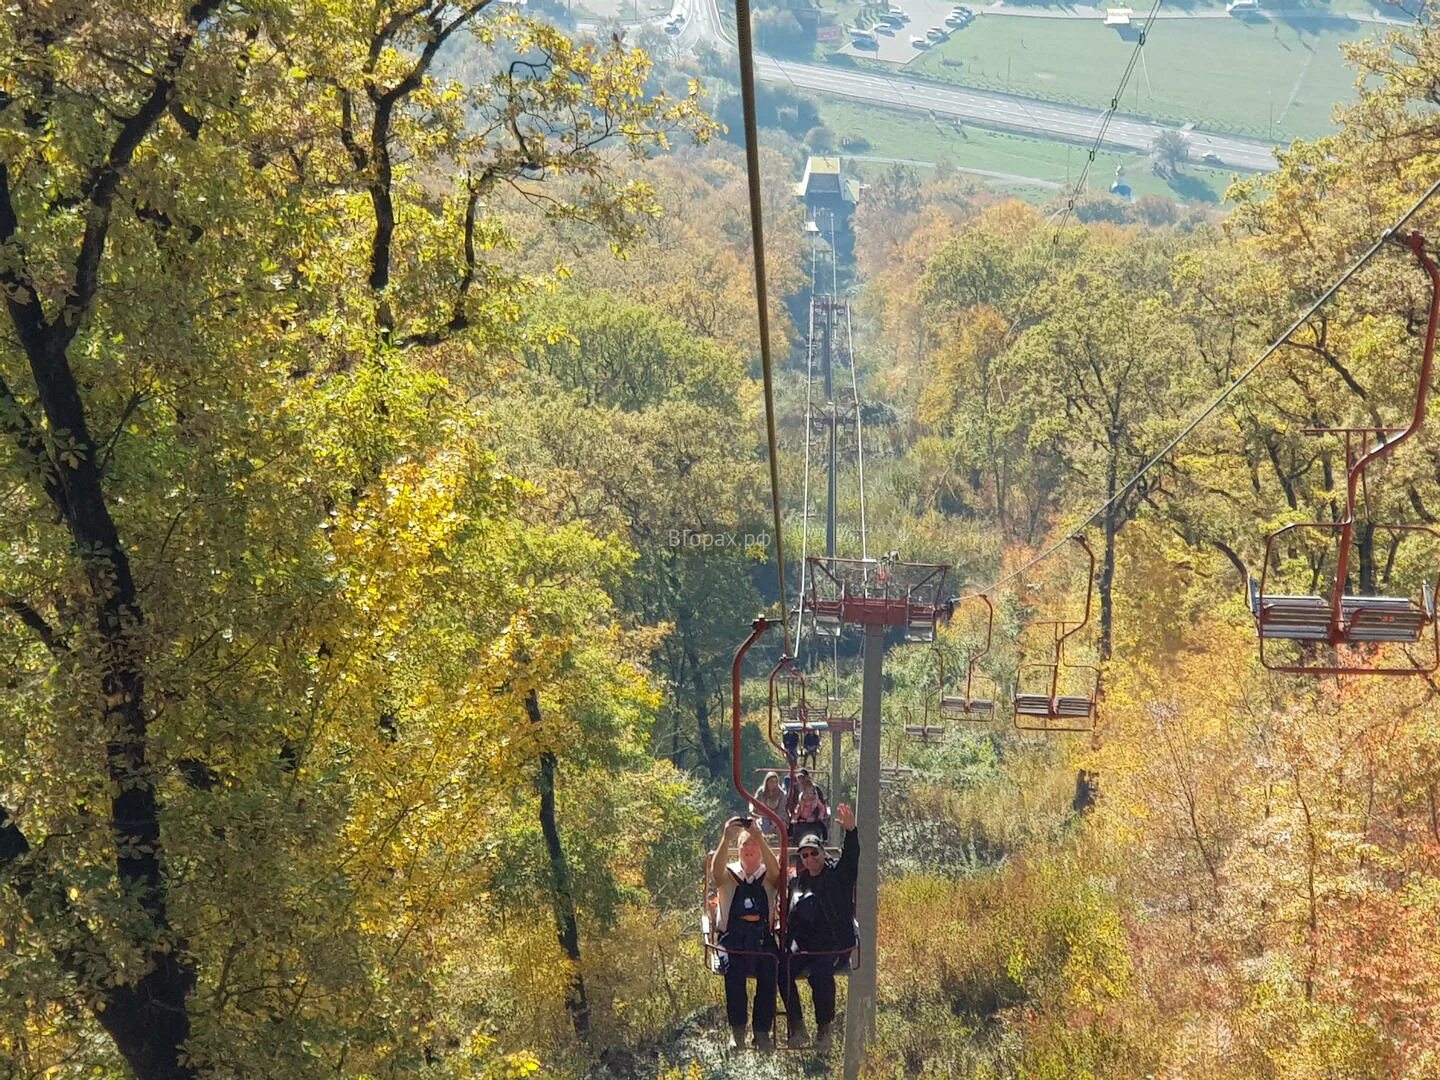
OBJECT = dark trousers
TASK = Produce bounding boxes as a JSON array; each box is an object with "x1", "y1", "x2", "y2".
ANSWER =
[
  {"x1": 724, "y1": 961, "x2": 776, "y2": 1031},
  {"x1": 783, "y1": 968, "x2": 837, "y2": 1025}
]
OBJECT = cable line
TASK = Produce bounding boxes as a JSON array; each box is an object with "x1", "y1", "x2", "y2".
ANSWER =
[
  {"x1": 843, "y1": 282, "x2": 869, "y2": 561},
  {"x1": 796, "y1": 252, "x2": 818, "y2": 659},
  {"x1": 734, "y1": 0, "x2": 791, "y2": 653},
  {"x1": 1051, "y1": 0, "x2": 1164, "y2": 238},
  {"x1": 997, "y1": 0, "x2": 1164, "y2": 346},
  {"x1": 954, "y1": 179, "x2": 1440, "y2": 604}
]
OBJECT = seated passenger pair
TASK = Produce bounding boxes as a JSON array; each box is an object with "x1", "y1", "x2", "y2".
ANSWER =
[{"x1": 708, "y1": 804, "x2": 859, "y2": 1052}]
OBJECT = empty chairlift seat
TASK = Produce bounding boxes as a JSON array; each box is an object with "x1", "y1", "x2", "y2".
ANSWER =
[
  {"x1": 939, "y1": 692, "x2": 994, "y2": 719},
  {"x1": 812, "y1": 600, "x2": 843, "y2": 638},
  {"x1": 905, "y1": 605, "x2": 938, "y2": 643},
  {"x1": 1250, "y1": 578, "x2": 1435, "y2": 644}
]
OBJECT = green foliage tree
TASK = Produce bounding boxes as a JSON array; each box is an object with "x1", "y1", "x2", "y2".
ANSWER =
[{"x1": 0, "y1": 0, "x2": 712, "y2": 1074}]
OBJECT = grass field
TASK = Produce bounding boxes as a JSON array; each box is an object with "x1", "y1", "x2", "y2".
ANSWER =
[
  {"x1": 815, "y1": 97, "x2": 1239, "y2": 203},
  {"x1": 901, "y1": 15, "x2": 1374, "y2": 139}
]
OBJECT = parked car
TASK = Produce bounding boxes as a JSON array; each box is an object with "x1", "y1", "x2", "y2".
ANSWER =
[
  {"x1": 910, "y1": 35, "x2": 930, "y2": 47},
  {"x1": 875, "y1": 22, "x2": 896, "y2": 33},
  {"x1": 944, "y1": 14, "x2": 965, "y2": 26},
  {"x1": 664, "y1": 19, "x2": 680, "y2": 33},
  {"x1": 926, "y1": 25, "x2": 948, "y2": 39},
  {"x1": 952, "y1": 4, "x2": 973, "y2": 15}
]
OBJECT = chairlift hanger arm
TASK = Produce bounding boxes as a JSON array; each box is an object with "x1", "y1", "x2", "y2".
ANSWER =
[{"x1": 1325, "y1": 234, "x2": 1440, "y2": 622}]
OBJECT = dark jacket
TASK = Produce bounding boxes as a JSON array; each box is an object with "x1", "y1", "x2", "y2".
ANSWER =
[{"x1": 786, "y1": 826, "x2": 858, "y2": 958}]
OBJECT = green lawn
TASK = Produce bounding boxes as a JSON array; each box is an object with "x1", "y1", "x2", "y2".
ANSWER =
[
  {"x1": 900, "y1": 15, "x2": 1376, "y2": 139},
  {"x1": 815, "y1": 97, "x2": 1240, "y2": 203}
]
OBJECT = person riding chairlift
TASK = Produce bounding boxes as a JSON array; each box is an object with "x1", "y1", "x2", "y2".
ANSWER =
[
  {"x1": 801, "y1": 727, "x2": 821, "y2": 770},
  {"x1": 755, "y1": 773, "x2": 785, "y2": 833},
  {"x1": 784, "y1": 804, "x2": 859, "y2": 1051},
  {"x1": 785, "y1": 768, "x2": 826, "y2": 811},
  {"x1": 709, "y1": 816, "x2": 782, "y2": 1051},
  {"x1": 789, "y1": 785, "x2": 829, "y2": 844},
  {"x1": 781, "y1": 726, "x2": 800, "y2": 766}
]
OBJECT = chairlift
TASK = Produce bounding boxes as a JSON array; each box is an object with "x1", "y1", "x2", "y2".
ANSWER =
[
  {"x1": 1013, "y1": 536, "x2": 1100, "y2": 733},
  {"x1": 807, "y1": 555, "x2": 951, "y2": 643},
  {"x1": 879, "y1": 720, "x2": 916, "y2": 782},
  {"x1": 938, "y1": 594, "x2": 997, "y2": 720},
  {"x1": 1250, "y1": 231, "x2": 1440, "y2": 675},
  {"x1": 768, "y1": 658, "x2": 808, "y2": 766},
  {"x1": 902, "y1": 700, "x2": 945, "y2": 744},
  {"x1": 703, "y1": 617, "x2": 860, "y2": 1014}
]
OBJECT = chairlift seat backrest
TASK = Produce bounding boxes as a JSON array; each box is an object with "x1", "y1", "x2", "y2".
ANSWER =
[
  {"x1": 1014, "y1": 694, "x2": 1095, "y2": 720},
  {"x1": 1252, "y1": 579, "x2": 1433, "y2": 644},
  {"x1": 813, "y1": 604, "x2": 843, "y2": 638},
  {"x1": 1055, "y1": 695, "x2": 1095, "y2": 718},
  {"x1": 939, "y1": 694, "x2": 994, "y2": 718},
  {"x1": 904, "y1": 611, "x2": 936, "y2": 643},
  {"x1": 1014, "y1": 694, "x2": 1054, "y2": 717},
  {"x1": 903, "y1": 724, "x2": 945, "y2": 738}
]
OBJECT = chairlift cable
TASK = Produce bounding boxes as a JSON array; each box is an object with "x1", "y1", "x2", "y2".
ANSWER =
[
  {"x1": 797, "y1": 258, "x2": 818, "y2": 660},
  {"x1": 735, "y1": 0, "x2": 792, "y2": 653},
  {"x1": 1001, "y1": 0, "x2": 1164, "y2": 344},
  {"x1": 1050, "y1": 0, "x2": 1163, "y2": 238},
  {"x1": 953, "y1": 178, "x2": 1440, "y2": 604},
  {"x1": 844, "y1": 284, "x2": 869, "y2": 561}
]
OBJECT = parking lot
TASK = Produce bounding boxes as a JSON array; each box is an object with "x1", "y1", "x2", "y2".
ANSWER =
[{"x1": 835, "y1": 0, "x2": 977, "y2": 66}]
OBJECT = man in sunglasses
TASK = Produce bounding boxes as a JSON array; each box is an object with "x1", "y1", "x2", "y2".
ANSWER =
[{"x1": 784, "y1": 802, "x2": 858, "y2": 1051}]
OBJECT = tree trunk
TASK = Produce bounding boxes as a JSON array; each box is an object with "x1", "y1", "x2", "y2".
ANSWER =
[
  {"x1": 1356, "y1": 520, "x2": 1376, "y2": 595},
  {"x1": 688, "y1": 640, "x2": 727, "y2": 779},
  {"x1": 524, "y1": 690, "x2": 591, "y2": 1039},
  {"x1": 1076, "y1": 449, "x2": 1120, "y2": 816}
]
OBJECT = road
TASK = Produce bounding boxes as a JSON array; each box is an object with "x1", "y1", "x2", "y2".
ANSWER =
[
  {"x1": 754, "y1": 55, "x2": 1277, "y2": 170},
  {"x1": 847, "y1": 154, "x2": 1065, "y2": 187},
  {"x1": 655, "y1": 0, "x2": 1415, "y2": 171}
]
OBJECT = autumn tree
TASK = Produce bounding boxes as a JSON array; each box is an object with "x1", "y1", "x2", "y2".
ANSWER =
[{"x1": 0, "y1": 0, "x2": 710, "y2": 1074}]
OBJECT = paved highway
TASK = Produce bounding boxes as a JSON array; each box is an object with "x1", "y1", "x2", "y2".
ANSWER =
[
  {"x1": 753, "y1": 55, "x2": 1278, "y2": 171},
  {"x1": 674, "y1": 0, "x2": 1295, "y2": 172}
]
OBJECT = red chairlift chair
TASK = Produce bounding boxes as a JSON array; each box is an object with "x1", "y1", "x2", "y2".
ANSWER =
[
  {"x1": 938, "y1": 594, "x2": 998, "y2": 721},
  {"x1": 1012, "y1": 536, "x2": 1101, "y2": 733},
  {"x1": 806, "y1": 554, "x2": 952, "y2": 644},
  {"x1": 1250, "y1": 231, "x2": 1440, "y2": 675}
]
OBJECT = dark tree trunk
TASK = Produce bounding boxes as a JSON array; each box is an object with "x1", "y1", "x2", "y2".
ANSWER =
[
  {"x1": 1356, "y1": 520, "x2": 1376, "y2": 595},
  {"x1": 524, "y1": 690, "x2": 591, "y2": 1039},
  {"x1": 688, "y1": 639, "x2": 727, "y2": 779},
  {"x1": 0, "y1": 5, "x2": 219, "y2": 1065}
]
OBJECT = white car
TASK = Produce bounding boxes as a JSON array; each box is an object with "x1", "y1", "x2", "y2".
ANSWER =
[
  {"x1": 926, "y1": 25, "x2": 948, "y2": 39},
  {"x1": 910, "y1": 35, "x2": 930, "y2": 47}
]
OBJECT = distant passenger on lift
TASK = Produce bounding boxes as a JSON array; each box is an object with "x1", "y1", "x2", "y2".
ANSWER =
[
  {"x1": 801, "y1": 727, "x2": 821, "y2": 769},
  {"x1": 785, "y1": 803, "x2": 859, "y2": 1050},
  {"x1": 786, "y1": 768, "x2": 826, "y2": 810},
  {"x1": 789, "y1": 786, "x2": 829, "y2": 844},
  {"x1": 709, "y1": 816, "x2": 782, "y2": 1051},
  {"x1": 781, "y1": 726, "x2": 800, "y2": 766},
  {"x1": 755, "y1": 773, "x2": 786, "y2": 834}
]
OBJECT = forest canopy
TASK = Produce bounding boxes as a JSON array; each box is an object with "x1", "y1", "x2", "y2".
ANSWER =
[{"x1": 5, "y1": 0, "x2": 1440, "y2": 1078}]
